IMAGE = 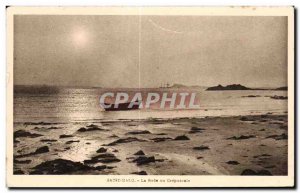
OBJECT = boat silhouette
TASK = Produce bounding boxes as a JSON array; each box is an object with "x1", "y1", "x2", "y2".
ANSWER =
[{"x1": 101, "y1": 100, "x2": 141, "y2": 111}]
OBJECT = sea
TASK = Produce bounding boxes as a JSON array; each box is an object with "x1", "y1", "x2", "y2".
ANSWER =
[{"x1": 13, "y1": 85, "x2": 288, "y2": 123}]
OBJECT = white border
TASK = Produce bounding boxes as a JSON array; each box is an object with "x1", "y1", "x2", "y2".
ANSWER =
[{"x1": 6, "y1": 6, "x2": 294, "y2": 188}]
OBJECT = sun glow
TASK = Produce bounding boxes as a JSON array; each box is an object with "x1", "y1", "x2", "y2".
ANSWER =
[{"x1": 71, "y1": 27, "x2": 89, "y2": 48}]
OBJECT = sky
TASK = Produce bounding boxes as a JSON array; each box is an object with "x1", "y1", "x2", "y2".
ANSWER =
[{"x1": 14, "y1": 15, "x2": 287, "y2": 88}]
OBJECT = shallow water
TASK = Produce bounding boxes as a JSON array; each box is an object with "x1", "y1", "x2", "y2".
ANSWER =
[{"x1": 14, "y1": 85, "x2": 287, "y2": 123}]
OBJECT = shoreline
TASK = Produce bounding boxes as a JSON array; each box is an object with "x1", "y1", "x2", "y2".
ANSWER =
[
  {"x1": 13, "y1": 114, "x2": 288, "y2": 175},
  {"x1": 14, "y1": 111, "x2": 288, "y2": 124}
]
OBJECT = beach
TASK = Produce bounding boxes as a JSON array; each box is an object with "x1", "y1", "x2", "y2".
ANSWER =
[{"x1": 13, "y1": 113, "x2": 288, "y2": 175}]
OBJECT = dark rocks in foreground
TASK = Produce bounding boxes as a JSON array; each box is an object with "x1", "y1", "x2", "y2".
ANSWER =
[
  {"x1": 131, "y1": 171, "x2": 147, "y2": 175},
  {"x1": 84, "y1": 153, "x2": 121, "y2": 164},
  {"x1": 239, "y1": 116, "x2": 256, "y2": 121},
  {"x1": 14, "y1": 170, "x2": 25, "y2": 174},
  {"x1": 242, "y1": 95, "x2": 261, "y2": 98},
  {"x1": 15, "y1": 146, "x2": 49, "y2": 158},
  {"x1": 275, "y1": 86, "x2": 288, "y2": 91},
  {"x1": 151, "y1": 137, "x2": 172, "y2": 142},
  {"x1": 134, "y1": 150, "x2": 145, "y2": 156},
  {"x1": 241, "y1": 169, "x2": 272, "y2": 176},
  {"x1": 24, "y1": 121, "x2": 57, "y2": 126},
  {"x1": 266, "y1": 133, "x2": 288, "y2": 140},
  {"x1": 14, "y1": 130, "x2": 43, "y2": 139},
  {"x1": 30, "y1": 159, "x2": 106, "y2": 174},
  {"x1": 226, "y1": 161, "x2": 240, "y2": 165},
  {"x1": 270, "y1": 95, "x2": 288, "y2": 100},
  {"x1": 77, "y1": 124, "x2": 105, "y2": 132},
  {"x1": 14, "y1": 159, "x2": 32, "y2": 164},
  {"x1": 206, "y1": 84, "x2": 251, "y2": 91},
  {"x1": 59, "y1": 134, "x2": 73, "y2": 138},
  {"x1": 96, "y1": 147, "x2": 107, "y2": 153},
  {"x1": 174, "y1": 135, "x2": 190, "y2": 140},
  {"x1": 189, "y1": 127, "x2": 205, "y2": 134},
  {"x1": 133, "y1": 156, "x2": 156, "y2": 166},
  {"x1": 126, "y1": 130, "x2": 151, "y2": 135},
  {"x1": 193, "y1": 146, "x2": 210, "y2": 151},
  {"x1": 40, "y1": 139, "x2": 57, "y2": 142},
  {"x1": 65, "y1": 140, "x2": 80, "y2": 144},
  {"x1": 105, "y1": 137, "x2": 146, "y2": 146},
  {"x1": 227, "y1": 135, "x2": 256, "y2": 140}
]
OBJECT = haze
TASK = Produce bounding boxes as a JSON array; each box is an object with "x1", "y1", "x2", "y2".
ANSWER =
[{"x1": 14, "y1": 15, "x2": 287, "y2": 88}]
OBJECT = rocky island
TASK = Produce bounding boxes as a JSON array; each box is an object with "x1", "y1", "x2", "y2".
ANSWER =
[{"x1": 206, "y1": 84, "x2": 251, "y2": 91}]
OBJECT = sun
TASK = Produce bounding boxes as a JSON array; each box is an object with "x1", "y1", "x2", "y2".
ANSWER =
[{"x1": 71, "y1": 27, "x2": 89, "y2": 48}]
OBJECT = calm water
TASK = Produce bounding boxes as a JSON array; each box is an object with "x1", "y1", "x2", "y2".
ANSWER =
[{"x1": 14, "y1": 86, "x2": 288, "y2": 123}]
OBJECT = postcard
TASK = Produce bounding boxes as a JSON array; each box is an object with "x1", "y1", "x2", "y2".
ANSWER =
[{"x1": 6, "y1": 6, "x2": 294, "y2": 188}]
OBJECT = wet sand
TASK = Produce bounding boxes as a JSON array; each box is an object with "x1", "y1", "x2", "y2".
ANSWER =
[{"x1": 13, "y1": 114, "x2": 288, "y2": 175}]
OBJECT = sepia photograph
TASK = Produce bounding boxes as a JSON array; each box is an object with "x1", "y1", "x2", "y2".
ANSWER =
[{"x1": 6, "y1": 7, "x2": 294, "y2": 187}]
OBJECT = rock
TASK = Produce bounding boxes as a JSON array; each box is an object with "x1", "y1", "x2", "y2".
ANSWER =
[
  {"x1": 151, "y1": 137, "x2": 172, "y2": 142},
  {"x1": 241, "y1": 169, "x2": 257, "y2": 175},
  {"x1": 14, "y1": 130, "x2": 43, "y2": 139},
  {"x1": 260, "y1": 115, "x2": 268, "y2": 118},
  {"x1": 105, "y1": 137, "x2": 146, "y2": 146},
  {"x1": 155, "y1": 133, "x2": 167, "y2": 135},
  {"x1": 126, "y1": 130, "x2": 151, "y2": 135},
  {"x1": 14, "y1": 139, "x2": 20, "y2": 144},
  {"x1": 24, "y1": 121, "x2": 54, "y2": 126},
  {"x1": 242, "y1": 95, "x2": 261, "y2": 98},
  {"x1": 174, "y1": 135, "x2": 190, "y2": 140},
  {"x1": 275, "y1": 86, "x2": 288, "y2": 91},
  {"x1": 189, "y1": 127, "x2": 205, "y2": 134},
  {"x1": 241, "y1": 169, "x2": 272, "y2": 176},
  {"x1": 96, "y1": 147, "x2": 107, "y2": 153},
  {"x1": 35, "y1": 146, "x2": 50, "y2": 154},
  {"x1": 30, "y1": 159, "x2": 105, "y2": 174},
  {"x1": 226, "y1": 161, "x2": 240, "y2": 165},
  {"x1": 258, "y1": 170, "x2": 272, "y2": 175},
  {"x1": 264, "y1": 165, "x2": 275, "y2": 169},
  {"x1": 40, "y1": 139, "x2": 57, "y2": 142},
  {"x1": 87, "y1": 124, "x2": 98, "y2": 128},
  {"x1": 253, "y1": 154, "x2": 272, "y2": 158},
  {"x1": 266, "y1": 133, "x2": 287, "y2": 140},
  {"x1": 131, "y1": 171, "x2": 147, "y2": 175},
  {"x1": 84, "y1": 153, "x2": 121, "y2": 164},
  {"x1": 197, "y1": 156, "x2": 203, "y2": 159},
  {"x1": 59, "y1": 134, "x2": 73, "y2": 138},
  {"x1": 206, "y1": 84, "x2": 251, "y2": 91},
  {"x1": 193, "y1": 146, "x2": 210, "y2": 151},
  {"x1": 15, "y1": 146, "x2": 49, "y2": 158},
  {"x1": 239, "y1": 117, "x2": 255, "y2": 121},
  {"x1": 227, "y1": 135, "x2": 256, "y2": 140},
  {"x1": 14, "y1": 170, "x2": 25, "y2": 174},
  {"x1": 14, "y1": 159, "x2": 31, "y2": 164},
  {"x1": 133, "y1": 156, "x2": 155, "y2": 165},
  {"x1": 109, "y1": 134, "x2": 119, "y2": 138},
  {"x1": 280, "y1": 125, "x2": 288, "y2": 130},
  {"x1": 270, "y1": 95, "x2": 287, "y2": 100},
  {"x1": 65, "y1": 140, "x2": 80, "y2": 144},
  {"x1": 77, "y1": 125, "x2": 104, "y2": 132},
  {"x1": 77, "y1": 127, "x2": 87, "y2": 132},
  {"x1": 47, "y1": 127, "x2": 61, "y2": 130},
  {"x1": 134, "y1": 150, "x2": 145, "y2": 156}
]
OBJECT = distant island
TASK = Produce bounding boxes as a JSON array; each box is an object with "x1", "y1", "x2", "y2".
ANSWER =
[
  {"x1": 170, "y1": 84, "x2": 203, "y2": 89},
  {"x1": 206, "y1": 84, "x2": 251, "y2": 91},
  {"x1": 206, "y1": 84, "x2": 288, "y2": 91}
]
